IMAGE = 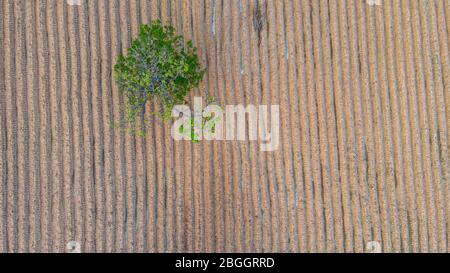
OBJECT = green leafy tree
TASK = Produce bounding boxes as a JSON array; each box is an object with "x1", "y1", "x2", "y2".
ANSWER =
[{"x1": 114, "y1": 20, "x2": 205, "y2": 133}]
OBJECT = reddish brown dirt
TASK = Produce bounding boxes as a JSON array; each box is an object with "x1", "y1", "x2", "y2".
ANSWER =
[{"x1": 0, "y1": 0, "x2": 449, "y2": 253}]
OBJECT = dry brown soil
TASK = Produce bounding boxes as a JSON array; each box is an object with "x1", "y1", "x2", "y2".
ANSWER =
[{"x1": 0, "y1": 0, "x2": 449, "y2": 253}]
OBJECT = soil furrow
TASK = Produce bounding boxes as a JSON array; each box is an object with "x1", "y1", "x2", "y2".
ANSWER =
[
  {"x1": 0, "y1": 0, "x2": 7, "y2": 253},
  {"x1": 230, "y1": 0, "x2": 254, "y2": 253},
  {"x1": 240, "y1": 0, "x2": 265, "y2": 253},
  {"x1": 193, "y1": 0, "x2": 215, "y2": 253},
  {"x1": 117, "y1": 0, "x2": 137, "y2": 253},
  {"x1": 205, "y1": 0, "x2": 227, "y2": 252},
  {"x1": 284, "y1": 0, "x2": 308, "y2": 253},
  {"x1": 78, "y1": 1, "x2": 97, "y2": 252},
  {"x1": 160, "y1": 0, "x2": 177, "y2": 253},
  {"x1": 365, "y1": 1, "x2": 395, "y2": 252},
  {"x1": 372, "y1": 1, "x2": 402, "y2": 252},
  {"x1": 4, "y1": 0, "x2": 19, "y2": 253},
  {"x1": 328, "y1": 0, "x2": 357, "y2": 253},
  {"x1": 56, "y1": 0, "x2": 74, "y2": 250},
  {"x1": 1, "y1": 0, "x2": 449, "y2": 253},
  {"x1": 390, "y1": 0, "x2": 421, "y2": 252},
  {"x1": 422, "y1": 0, "x2": 450, "y2": 252},
  {"x1": 381, "y1": 0, "x2": 412, "y2": 252},
  {"x1": 97, "y1": 0, "x2": 116, "y2": 253},
  {"x1": 292, "y1": 0, "x2": 318, "y2": 253},
  {"x1": 68, "y1": 2, "x2": 87, "y2": 252},
  {"x1": 274, "y1": 0, "x2": 300, "y2": 252},
  {"x1": 14, "y1": 0, "x2": 31, "y2": 253},
  {"x1": 128, "y1": 0, "x2": 147, "y2": 253},
  {"x1": 355, "y1": 0, "x2": 384, "y2": 249},
  {"x1": 398, "y1": 0, "x2": 430, "y2": 252},
  {"x1": 408, "y1": 0, "x2": 441, "y2": 253},
  {"x1": 108, "y1": 0, "x2": 127, "y2": 253},
  {"x1": 86, "y1": 0, "x2": 106, "y2": 253},
  {"x1": 316, "y1": 0, "x2": 345, "y2": 252},
  {"x1": 301, "y1": 0, "x2": 327, "y2": 252}
]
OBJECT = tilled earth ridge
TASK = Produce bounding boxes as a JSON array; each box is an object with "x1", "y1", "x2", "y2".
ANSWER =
[{"x1": 0, "y1": 0, "x2": 449, "y2": 253}]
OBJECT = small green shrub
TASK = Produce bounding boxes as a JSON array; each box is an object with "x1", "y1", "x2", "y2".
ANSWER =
[{"x1": 114, "y1": 20, "x2": 205, "y2": 129}]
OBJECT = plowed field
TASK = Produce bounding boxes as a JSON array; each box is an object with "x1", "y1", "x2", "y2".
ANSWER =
[{"x1": 0, "y1": 0, "x2": 449, "y2": 253}]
